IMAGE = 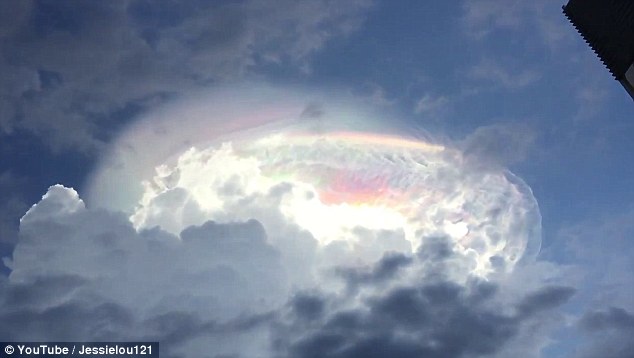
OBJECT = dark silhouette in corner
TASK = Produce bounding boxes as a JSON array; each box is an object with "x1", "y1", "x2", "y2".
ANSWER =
[{"x1": 563, "y1": 0, "x2": 634, "y2": 100}]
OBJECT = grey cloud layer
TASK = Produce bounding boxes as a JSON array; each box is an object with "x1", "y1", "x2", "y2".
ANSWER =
[
  {"x1": 0, "y1": 0, "x2": 373, "y2": 152},
  {"x1": 274, "y1": 241, "x2": 575, "y2": 358},
  {"x1": 574, "y1": 307, "x2": 634, "y2": 358}
]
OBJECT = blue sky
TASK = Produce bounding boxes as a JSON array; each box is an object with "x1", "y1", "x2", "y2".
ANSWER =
[{"x1": 1, "y1": 1, "x2": 633, "y2": 357}]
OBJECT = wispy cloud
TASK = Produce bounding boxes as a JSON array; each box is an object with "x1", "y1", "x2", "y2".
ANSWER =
[
  {"x1": 460, "y1": 0, "x2": 572, "y2": 50},
  {"x1": 459, "y1": 122, "x2": 536, "y2": 168},
  {"x1": 414, "y1": 93, "x2": 449, "y2": 115},
  {"x1": 461, "y1": 0, "x2": 524, "y2": 38},
  {"x1": 353, "y1": 82, "x2": 396, "y2": 107},
  {"x1": 468, "y1": 58, "x2": 541, "y2": 90}
]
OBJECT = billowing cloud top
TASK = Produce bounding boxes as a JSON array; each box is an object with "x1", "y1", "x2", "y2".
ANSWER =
[
  {"x1": 4, "y1": 184, "x2": 566, "y2": 357},
  {"x1": 87, "y1": 86, "x2": 541, "y2": 277},
  {"x1": 130, "y1": 129, "x2": 540, "y2": 277},
  {"x1": 3, "y1": 87, "x2": 559, "y2": 357}
]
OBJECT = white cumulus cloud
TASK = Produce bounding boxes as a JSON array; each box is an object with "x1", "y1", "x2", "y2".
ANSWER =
[{"x1": 1, "y1": 184, "x2": 573, "y2": 357}]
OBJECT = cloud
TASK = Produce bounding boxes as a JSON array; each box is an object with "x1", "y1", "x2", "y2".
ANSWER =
[
  {"x1": 414, "y1": 94, "x2": 449, "y2": 116},
  {"x1": 542, "y1": 209, "x2": 634, "y2": 358},
  {"x1": 0, "y1": 0, "x2": 374, "y2": 153},
  {"x1": 575, "y1": 307, "x2": 634, "y2": 358},
  {"x1": 351, "y1": 82, "x2": 396, "y2": 107},
  {"x1": 467, "y1": 59, "x2": 541, "y2": 90},
  {"x1": 0, "y1": 171, "x2": 30, "y2": 245},
  {"x1": 516, "y1": 285, "x2": 575, "y2": 318},
  {"x1": 273, "y1": 246, "x2": 575, "y2": 358},
  {"x1": 125, "y1": 128, "x2": 542, "y2": 277},
  {"x1": 5, "y1": 185, "x2": 288, "y2": 356},
  {"x1": 459, "y1": 122, "x2": 536, "y2": 168},
  {"x1": 336, "y1": 252, "x2": 413, "y2": 289},
  {"x1": 579, "y1": 307, "x2": 634, "y2": 332},
  {"x1": 0, "y1": 178, "x2": 574, "y2": 357},
  {"x1": 552, "y1": 208, "x2": 634, "y2": 311},
  {"x1": 461, "y1": 0, "x2": 524, "y2": 38},
  {"x1": 571, "y1": 79, "x2": 609, "y2": 122},
  {"x1": 460, "y1": 0, "x2": 571, "y2": 50}
]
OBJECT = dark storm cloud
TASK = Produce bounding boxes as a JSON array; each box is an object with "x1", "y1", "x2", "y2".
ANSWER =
[
  {"x1": 336, "y1": 251, "x2": 413, "y2": 293},
  {"x1": 516, "y1": 285, "x2": 576, "y2": 318},
  {"x1": 0, "y1": 297, "x2": 135, "y2": 342},
  {"x1": 273, "y1": 241, "x2": 576, "y2": 358},
  {"x1": 0, "y1": 279, "x2": 275, "y2": 356},
  {"x1": 574, "y1": 307, "x2": 634, "y2": 358},
  {"x1": 290, "y1": 293, "x2": 326, "y2": 321},
  {"x1": 0, "y1": 274, "x2": 86, "y2": 309},
  {"x1": 277, "y1": 280, "x2": 575, "y2": 358},
  {"x1": 579, "y1": 307, "x2": 634, "y2": 331},
  {"x1": 341, "y1": 252, "x2": 412, "y2": 283},
  {"x1": 142, "y1": 310, "x2": 276, "y2": 354}
]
